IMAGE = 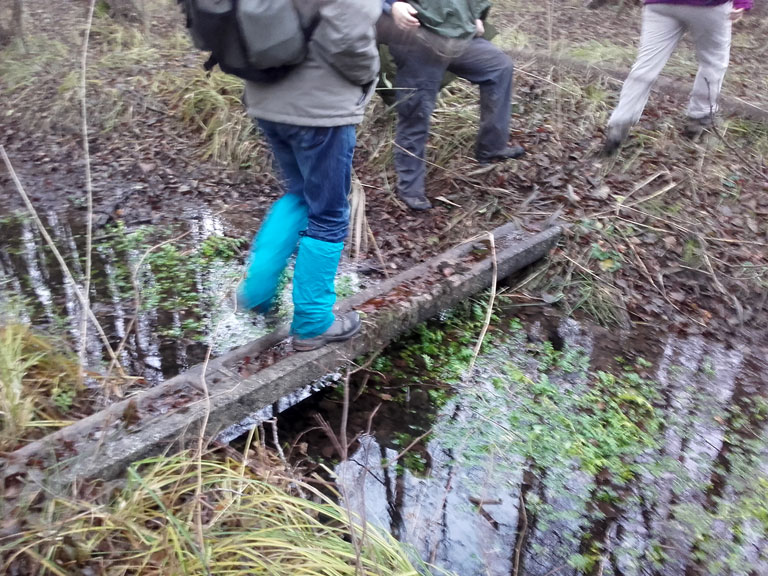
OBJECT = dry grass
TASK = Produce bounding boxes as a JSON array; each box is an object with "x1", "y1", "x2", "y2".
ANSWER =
[
  {"x1": 167, "y1": 70, "x2": 269, "y2": 167},
  {"x1": 1, "y1": 450, "x2": 441, "y2": 575},
  {"x1": 0, "y1": 316, "x2": 80, "y2": 451}
]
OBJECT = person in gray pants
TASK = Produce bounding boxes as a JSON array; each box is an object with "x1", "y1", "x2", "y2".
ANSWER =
[
  {"x1": 603, "y1": 0, "x2": 753, "y2": 155},
  {"x1": 381, "y1": 0, "x2": 525, "y2": 211}
]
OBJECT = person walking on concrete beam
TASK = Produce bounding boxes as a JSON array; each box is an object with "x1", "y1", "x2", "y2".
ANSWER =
[{"x1": 237, "y1": 0, "x2": 380, "y2": 351}]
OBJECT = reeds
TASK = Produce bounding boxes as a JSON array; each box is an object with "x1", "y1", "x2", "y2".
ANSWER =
[
  {"x1": 0, "y1": 317, "x2": 80, "y2": 451},
  {"x1": 2, "y1": 451, "x2": 437, "y2": 575},
  {"x1": 170, "y1": 70, "x2": 269, "y2": 168}
]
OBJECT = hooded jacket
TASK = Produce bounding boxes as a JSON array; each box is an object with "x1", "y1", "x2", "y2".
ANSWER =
[{"x1": 245, "y1": 0, "x2": 381, "y2": 127}]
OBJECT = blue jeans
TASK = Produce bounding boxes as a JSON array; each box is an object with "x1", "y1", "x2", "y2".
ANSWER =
[{"x1": 257, "y1": 120, "x2": 355, "y2": 243}]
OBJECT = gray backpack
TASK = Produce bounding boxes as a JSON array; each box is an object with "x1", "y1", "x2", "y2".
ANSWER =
[{"x1": 178, "y1": 0, "x2": 316, "y2": 83}]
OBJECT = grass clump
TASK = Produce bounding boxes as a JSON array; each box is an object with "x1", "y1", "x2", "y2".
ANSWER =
[
  {"x1": 0, "y1": 315, "x2": 80, "y2": 451},
  {"x1": 0, "y1": 36, "x2": 71, "y2": 95},
  {"x1": 567, "y1": 40, "x2": 636, "y2": 67},
  {"x1": 167, "y1": 70, "x2": 268, "y2": 167},
  {"x1": 1, "y1": 451, "x2": 438, "y2": 575}
]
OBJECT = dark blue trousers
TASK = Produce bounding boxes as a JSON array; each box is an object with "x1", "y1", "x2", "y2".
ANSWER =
[
  {"x1": 389, "y1": 37, "x2": 514, "y2": 198},
  {"x1": 257, "y1": 120, "x2": 355, "y2": 243}
]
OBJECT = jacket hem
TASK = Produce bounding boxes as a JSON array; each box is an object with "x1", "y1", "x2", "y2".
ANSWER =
[{"x1": 246, "y1": 110, "x2": 365, "y2": 127}]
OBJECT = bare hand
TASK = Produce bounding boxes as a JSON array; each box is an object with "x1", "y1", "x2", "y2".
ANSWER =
[
  {"x1": 392, "y1": 2, "x2": 420, "y2": 30},
  {"x1": 730, "y1": 8, "x2": 744, "y2": 21},
  {"x1": 475, "y1": 19, "x2": 485, "y2": 37}
]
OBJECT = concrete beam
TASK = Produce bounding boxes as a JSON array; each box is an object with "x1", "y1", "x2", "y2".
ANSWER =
[{"x1": 3, "y1": 224, "x2": 561, "y2": 486}]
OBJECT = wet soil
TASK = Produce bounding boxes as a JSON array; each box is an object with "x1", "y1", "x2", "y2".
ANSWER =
[{"x1": 2, "y1": 0, "x2": 767, "y2": 356}]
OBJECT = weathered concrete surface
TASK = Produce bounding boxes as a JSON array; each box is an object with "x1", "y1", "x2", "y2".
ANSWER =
[{"x1": 3, "y1": 224, "x2": 561, "y2": 485}]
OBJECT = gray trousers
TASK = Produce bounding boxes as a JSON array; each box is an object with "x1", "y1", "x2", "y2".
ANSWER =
[
  {"x1": 389, "y1": 36, "x2": 514, "y2": 198},
  {"x1": 608, "y1": 1, "x2": 733, "y2": 128}
]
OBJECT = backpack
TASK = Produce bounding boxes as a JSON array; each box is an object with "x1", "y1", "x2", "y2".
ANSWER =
[{"x1": 178, "y1": 0, "x2": 315, "y2": 83}]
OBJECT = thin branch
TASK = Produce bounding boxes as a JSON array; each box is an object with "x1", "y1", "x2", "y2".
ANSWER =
[
  {"x1": 79, "y1": 0, "x2": 97, "y2": 379},
  {"x1": 381, "y1": 428, "x2": 433, "y2": 469},
  {"x1": 512, "y1": 492, "x2": 528, "y2": 576},
  {"x1": 192, "y1": 279, "x2": 242, "y2": 572},
  {"x1": 467, "y1": 231, "x2": 497, "y2": 378}
]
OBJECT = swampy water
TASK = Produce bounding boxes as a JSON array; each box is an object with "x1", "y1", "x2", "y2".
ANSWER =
[
  {"x1": 270, "y1": 311, "x2": 768, "y2": 576},
  {"x1": 2, "y1": 208, "x2": 767, "y2": 575},
  {"x1": 0, "y1": 206, "x2": 281, "y2": 387}
]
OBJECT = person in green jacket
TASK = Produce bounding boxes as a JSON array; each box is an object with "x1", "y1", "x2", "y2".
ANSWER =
[{"x1": 380, "y1": 0, "x2": 525, "y2": 211}]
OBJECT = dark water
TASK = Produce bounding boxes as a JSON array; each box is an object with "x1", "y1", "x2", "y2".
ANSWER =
[
  {"x1": 0, "y1": 206, "x2": 270, "y2": 387},
  {"x1": 2, "y1": 207, "x2": 767, "y2": 575},
  {"x1": 266, "y1": 312, "x2": 768, "y2": 576}
]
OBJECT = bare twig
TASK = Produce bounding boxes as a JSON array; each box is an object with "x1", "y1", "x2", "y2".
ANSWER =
[
  {"x1": 612, "y1": 170, "x2": 669, "y2": 215},
  {"x1": 192, "y1": 278, "x2": 242, "y2": 571},
  {"x1": 349, "y1": 171, "x2": 367, "y2": 264},
  {"x1": 512, "y1": 492, "x2": 528, "y2": 576},
  {"x1": 268, "y1": 418, "x2": 289, "y2": 468},
  {"x1": 621, "y1": 180, "x2": 678, "y2": 211},
  {"x1": 367, "y1": 223, "x2": 391, "y2": 279},
  {"x1": 439, "y1": 231, "x2": 501, "y2": 382},
  {"x1": 697, "y1": 235, "x2": 728, "y2": 296},
  {"x1": 79, "y1": 0, "x2": 97, "y2": 381},
  {"x1": 315, "y1": 368, "x2": 367, "y2": 575},
  {"x1": 381, "y1": 428, "x2": 433, "y2": 469}
]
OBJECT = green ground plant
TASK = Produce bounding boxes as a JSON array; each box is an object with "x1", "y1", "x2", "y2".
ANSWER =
[{"x1": 103, "y1": 221, "x2": 246, "y2": 340}]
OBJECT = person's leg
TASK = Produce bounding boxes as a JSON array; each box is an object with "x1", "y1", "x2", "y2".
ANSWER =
[
  {"x1": 604, "y1": 4, "x2": 685, "y2": 152},
  {"x1": 686, "y1": 2, "x2": 732, "y2": 124},
  {"x1": 237, "y1": 120, "x2": 309, "y2": 311},
  {"x1": 447, "y1": 38, "x2": 523, "y2": 162},
  {"x1": 390, "y1": 41, "x2": 446, "y2": 210},
  {"x1": 285, "y1": 123, "x2": 361, "y2": 346}
]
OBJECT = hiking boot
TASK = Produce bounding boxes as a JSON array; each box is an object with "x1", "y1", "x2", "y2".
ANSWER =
[
  {"x1": 293, "y1": 310, "x2": 362, "y2": 351},
  {"x1": 398, "y1": 191, "x2": 432, "y2": 211},
  {"x1": 683, "y1": 115, "x2": 714, "y2": 140},
  {"x1": 476, "y1": 145, "x2": 526, "y2": 164},
  {"x1": 601, "y1": 123, "x2": 630, "y2": 156}
]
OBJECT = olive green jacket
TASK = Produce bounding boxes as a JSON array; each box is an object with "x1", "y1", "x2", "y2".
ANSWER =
[{"x1": 410, "y1": 0, "x2": 492, "y2": 39}]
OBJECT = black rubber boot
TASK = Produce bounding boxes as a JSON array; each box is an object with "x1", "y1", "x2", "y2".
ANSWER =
[
  {"x1": 601, "y1": 123, "x2": 630, "y2": 156},
  {"x1": 683, "y1": 116, "x2": 714, "y2": 141},
  {"x1": 476, "y1": 145, "x2": 526, "y2": 164},
  {"x1": 398, "y1": 192, "x2": 432, "y2": 211}
]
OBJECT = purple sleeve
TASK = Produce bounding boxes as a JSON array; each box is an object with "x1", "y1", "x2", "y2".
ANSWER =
[{"x1": 733, "y1": 0, "x2": 753, "y2": 10}]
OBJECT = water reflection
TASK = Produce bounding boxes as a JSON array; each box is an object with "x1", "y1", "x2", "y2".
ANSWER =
[
  {"x1": 276, "y1": 314, "x2": 768, "y2": 576},
  {"x1": 0, "y1": 207, "x2": 267, "y2": 384}
]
